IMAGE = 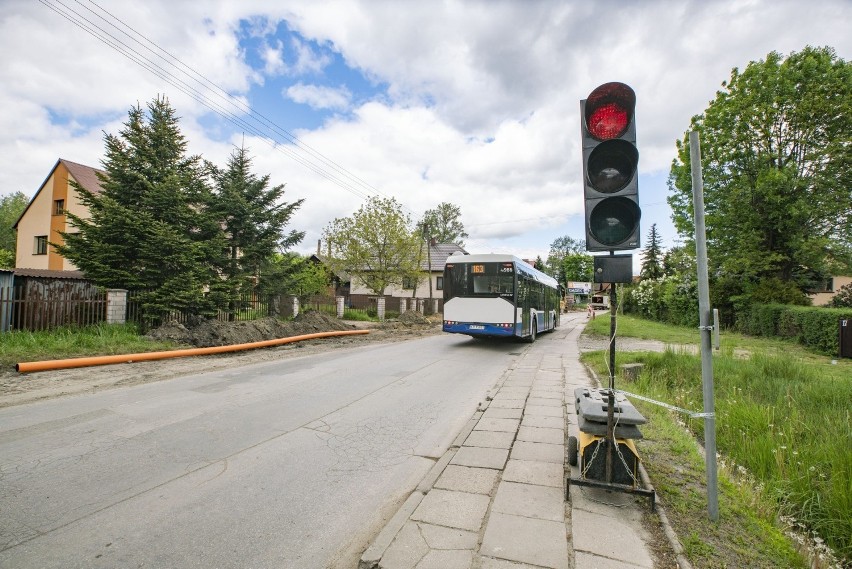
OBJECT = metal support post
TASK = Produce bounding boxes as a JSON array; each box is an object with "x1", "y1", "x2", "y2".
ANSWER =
[{"x1": 690, "y1": 131, "x2": 719, "y2": 521}]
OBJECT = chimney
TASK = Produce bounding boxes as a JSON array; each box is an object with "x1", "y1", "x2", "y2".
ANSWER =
[
  {"x1": 430, "y1": 237, "x2": 437, "y2": 247},
  {"x1": 317, "y1": 239, "x2": 321, "y2": 256}
]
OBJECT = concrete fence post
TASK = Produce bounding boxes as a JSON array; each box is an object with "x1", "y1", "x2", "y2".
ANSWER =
[
  {"x1": 336, "y1": 296, "x2": 345, "y2": 318},
  {"x1": 293, "y1": 296, "x2": 300, "y2": 318},
  {"x1": 377, "y1": 297, "x2": 385, "y2": 321},
  {"x1": 106, "y1": 289, "x2": 127, "y2": 325},
  {"x1": 400, "y1": 298, "x2": 407, "y2": 313},
  {"x1": 432, "y1": 298, "x2": 439, "y2": 315}
]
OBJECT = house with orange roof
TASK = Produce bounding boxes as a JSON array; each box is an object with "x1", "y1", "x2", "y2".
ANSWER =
[{"x1": 13, "y1": 158, "x2": 105, "y2": 272}]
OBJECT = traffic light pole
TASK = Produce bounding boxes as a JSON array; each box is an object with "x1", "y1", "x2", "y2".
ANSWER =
[{"x1": 689, "y1": 131, "x2": 719, "y2": 522}]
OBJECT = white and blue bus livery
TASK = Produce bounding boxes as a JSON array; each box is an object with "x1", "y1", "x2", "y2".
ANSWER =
[{"x1": 442, "y1": 254, "x2": 560, "y2": 341}]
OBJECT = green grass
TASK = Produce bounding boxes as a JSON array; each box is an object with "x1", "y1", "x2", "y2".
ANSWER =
[
  {"x1": 582, "y1": 314, "x2": 851, "y2": 566},
  {"x1": 1, "y1": 323, "x2": 184, "y2": 370}
]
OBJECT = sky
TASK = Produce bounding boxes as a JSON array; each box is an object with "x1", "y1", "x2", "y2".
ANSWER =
[{"x1": 2, "y1": 0, "x2": 850, "y2": 271}]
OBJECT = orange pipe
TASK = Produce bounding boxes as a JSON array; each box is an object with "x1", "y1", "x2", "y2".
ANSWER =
[{"x1": 16, "y1": 329, "x2": 369, "y2": 373}]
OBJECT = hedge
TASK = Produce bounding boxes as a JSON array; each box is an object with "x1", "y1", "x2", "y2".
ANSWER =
[{"x1": 736, "y1": 304, "x2": 852, "y2": 355}]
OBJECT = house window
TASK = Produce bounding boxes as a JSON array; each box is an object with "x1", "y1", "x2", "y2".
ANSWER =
[
  {"x1": 402, "y1": 276, "x2": 416, "y2": 290},
  {"x1": 53, "y1": 199, "x2": 65, "y2": 215},
  {"x1": 34, "y1": 235, "x2": 48, "y2": 255},
  {"x1": 436, "y1": 276, "x2": 444, "y2": 290}
]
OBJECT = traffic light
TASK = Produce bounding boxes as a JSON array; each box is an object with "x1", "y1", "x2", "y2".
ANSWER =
[{"x1": 580, "y1": 82, "x2": 640, "y2": 252}]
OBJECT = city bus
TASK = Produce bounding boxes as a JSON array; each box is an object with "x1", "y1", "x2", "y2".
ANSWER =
[{"x1": 442, "y1": 254, "x2": 560, "y2": 341}]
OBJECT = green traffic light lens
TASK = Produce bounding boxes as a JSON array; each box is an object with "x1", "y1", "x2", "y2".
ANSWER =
[
  {"x1": 587, "y1": 139, "x2": 638, "y2": 193},
  {"x1": 589, "y1": 197, "x2": 641, "y2": 246}
]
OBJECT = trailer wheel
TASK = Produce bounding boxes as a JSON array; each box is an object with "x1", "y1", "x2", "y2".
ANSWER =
[{"x1": 567, "y1": 435, "x2": 578, "y2": 467}]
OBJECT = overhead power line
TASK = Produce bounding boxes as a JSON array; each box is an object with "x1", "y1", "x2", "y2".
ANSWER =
[{"x1": 38, "y1": 0, "x2": 388, "y2": 203}]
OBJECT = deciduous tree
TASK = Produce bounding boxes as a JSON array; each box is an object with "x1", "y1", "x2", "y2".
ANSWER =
[
  {"x1": 0, "y1": 191, "x2": 28, "y2": 268},
  {"x1": 322, "y1": 197, "x2": 422, "y2": 296},
  {"x1": 418, "y1": 202, "x2": 468, "y2": 246},
  {"x1": 668, "y1": 46, "x2": 852, "y2": 300}
]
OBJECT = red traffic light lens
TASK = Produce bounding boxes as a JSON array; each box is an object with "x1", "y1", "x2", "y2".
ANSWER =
[{"x1": 584, "y1": 82, "x2": 635, "y2": 141}]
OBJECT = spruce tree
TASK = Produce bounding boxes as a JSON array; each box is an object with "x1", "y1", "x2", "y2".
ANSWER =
[
  {"x1": 208, "y1": 145, "x2": 305, "y2": 317},
  {"x1": 58, "y1": 96, "x2": 219, "y2": 323},
  {"x1": 640, "y1": 223, "x2": 663, "y2": 280}
]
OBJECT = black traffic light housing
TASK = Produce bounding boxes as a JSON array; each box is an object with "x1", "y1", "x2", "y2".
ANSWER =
[{"x1": 581, "y1": 82, "x2": 640, "y2": 252}]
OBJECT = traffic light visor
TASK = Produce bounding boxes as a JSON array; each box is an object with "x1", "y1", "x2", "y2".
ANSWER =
[
  {"x1": 587, "y1": 139, "x2": 638, "y2": 193},
  {"x1": 584, "y1": 82, "x2": 635, "y2": 141}
]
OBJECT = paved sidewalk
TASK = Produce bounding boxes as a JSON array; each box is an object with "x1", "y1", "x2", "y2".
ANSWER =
[{"x1": 359, "y1": 312, "x2": 659, "y2": 569}]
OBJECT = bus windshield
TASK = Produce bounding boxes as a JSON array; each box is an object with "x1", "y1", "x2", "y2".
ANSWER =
[{"x1": 444, "y1": 262, "x2": 515, "y2": 299}]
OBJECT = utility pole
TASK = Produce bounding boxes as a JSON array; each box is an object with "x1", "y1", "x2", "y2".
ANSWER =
[{"x1": 690, "y1": 130, "x2": 719, "y2": 521}]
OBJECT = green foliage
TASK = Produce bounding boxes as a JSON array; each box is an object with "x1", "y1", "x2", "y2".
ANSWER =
[
  {"x1": 640, "y1": 223, "x2": 663, "y2": 280},
  {"x1": 624, "y1": 274, "x2": 698, "y2": 326},
  {"x1": 583, "y1": 318, "x2": 852, "y2": 562},
  {"x1": 828, "y1": 282, "x2": 852, "y2": 308},
  {"x1": 0, "y1": 323, "x2": 183, "y2": 368},
  {"x1": 322, "y1": 196, "x2": 422, "y2": 296},
  {"x1": 207, "y1": 146, "x2": 305, "y2": 312},
  {"x1": 0, "y1": 191, "x2": 28, "y2": 263},
  {"x1": 56, "y1": 97, "x2": 219, "y2": 323},
  {"x1": 258, "y1": 252, "x2": 330, "y2": 303},
  {"x1": 736, "y1": 303, "x2": 852, "y2": 355},
  {"x1": 546, "y1": 235, "x2": 585, "y2": 281},
  {"x1": 418, "y1": 202, "x2": 468, "y2": 246},
  {"x1": 668, "y1": 46, "x2": 852, "y2": 300}
]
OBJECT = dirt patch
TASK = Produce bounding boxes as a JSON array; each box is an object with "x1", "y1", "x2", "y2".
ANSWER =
[
  {"x1": 1, "y1": 311, "x2": 442, "y2": 409},
  {"x1": 144, "y1": 312, "x2": 356, "y2": 347}
]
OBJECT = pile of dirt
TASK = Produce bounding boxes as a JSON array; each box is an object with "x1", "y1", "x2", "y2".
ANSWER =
[
  {"x1": 145, "y1": 311, "x2": 356, "y2": 348},
  {"x1": 397, "y1": 311, "x2": 433, "y2": 326}
]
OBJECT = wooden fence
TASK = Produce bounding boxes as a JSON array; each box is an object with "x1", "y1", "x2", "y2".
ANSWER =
[{"x1": 0, "y1": 285, "x2": 107, "y2": 332}]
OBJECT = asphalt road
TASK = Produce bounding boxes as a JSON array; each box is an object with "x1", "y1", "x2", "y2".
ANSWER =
[{"x1": 0, "y1": 333, "x2": 526, "y2": 568}]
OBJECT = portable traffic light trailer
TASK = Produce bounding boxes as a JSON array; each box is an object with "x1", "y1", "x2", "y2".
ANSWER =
[
  {"x1": 566, "y1": 387, "x2": 656, "y2": 510},
  {"x1": 567, "y1": 81, "x2": 655, "y2": 510}
]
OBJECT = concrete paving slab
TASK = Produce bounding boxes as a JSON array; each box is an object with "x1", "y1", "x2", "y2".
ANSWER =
[
  {"x1": 523, "y1": 405, "x2": 564, "y2": 418},
  {"x1": 451, "y1": 446, "x2": 509, "y2": 470},
  {"x1": 517, "y1": 426, "x2": 564, "y2": 445},
  {"x1": 411, "y1": 489, "x2": 490, "y2": 532},
  {"x1": 418, "y1": 522, "x2": 479, "y2": 550},
  {"x1": 528, "y1": 390, "x2": 563, "y2": 400},
  {"x1": 378, "y1": 520, "x2": 428, "y2": 569},
  {"x1": 483, "y1": 407, "x2": 523, "y2": 420},
  {"x1": 575, "y1": 551, "x2": 649, "y2": 569},
  {"x1": 521, "y1": 415, "x2": 564, "y2": 429},
  {"x1": 434, "y1": 465, "x2": 500, "y2": 495},
  {"x1": 474, "y1": 418, "x2": 520, "y2": 433},
  {"x1": 489, "y1": 399, "x2": 526, "y2": 409},
  {"x1": 491, "y1": 481, "x2": 565, "y2": 522},
  {"x1": 571, "y1": 507, "x2": 654, "y2": 568},
  {"x1": 463, "y1": 430, "x2": 516, "y2": 449},
  {"x1": 497, "y1": 386, "x2": 532, "y2": 395},
  {"x1": 416, "y1": 549, "x2": 474, "y2": 569},
  {"x1": 480, "y1": 512, "x2": 569, "y2": 569},
  {"x1": 526, "y1": 397, "x2": 562, "y2": 407},
  {"x1": 480, "y1": 557, "x2": 541, "y2": 569},
  {"x1": 503, "y1": 459, "x2": 564, "y2": 488},
  {"x1": 511, "y1": 441, "x2": 564, "y2": 464},
  {"x1": 361, "y1": 492, "x2": 425, "y2": 568}
]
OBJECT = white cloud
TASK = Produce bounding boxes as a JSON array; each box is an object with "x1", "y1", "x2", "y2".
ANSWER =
[
  {"x1": 2, "y1": 0, "x2": 850, "y2": 263},
  {"x1": 285, "y1": 83, "x2": 352, "y2": 111}
]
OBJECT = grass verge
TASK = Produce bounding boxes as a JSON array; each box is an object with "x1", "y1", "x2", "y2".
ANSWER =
[
  {"x1": 1, "y1": 323, "x2": 183, "y2": 371},
  {"x1": 583, "y1": 314, "x2": 850, "y2": 567}
]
